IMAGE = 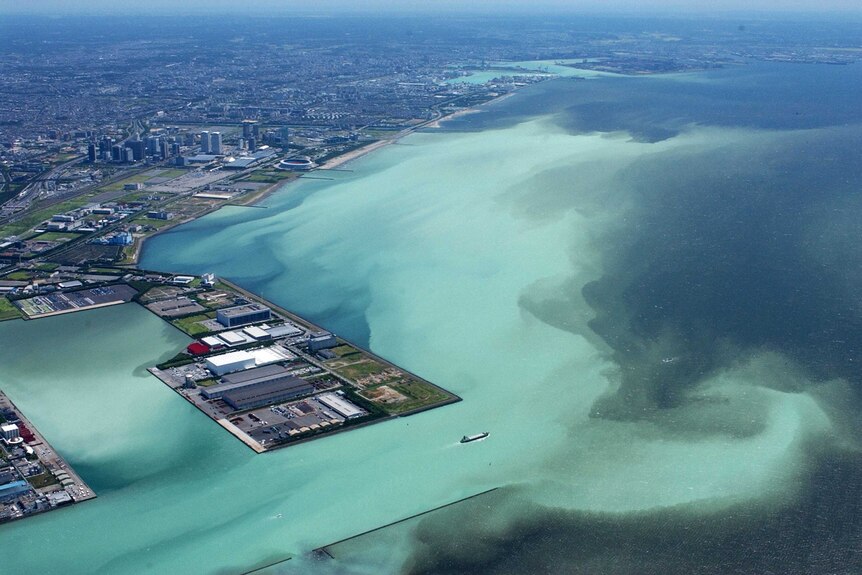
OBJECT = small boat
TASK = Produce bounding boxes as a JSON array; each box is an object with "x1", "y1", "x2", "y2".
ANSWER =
[{"x1": 460, "y1": 432, "x2": 489, "y2": 444}]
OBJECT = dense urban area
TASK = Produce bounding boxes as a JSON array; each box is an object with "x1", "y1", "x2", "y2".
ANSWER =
[{"x1": 1, "y1": 13, "x2": 861, "y2": 524}]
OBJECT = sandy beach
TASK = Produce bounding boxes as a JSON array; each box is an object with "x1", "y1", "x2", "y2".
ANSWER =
[{"x1": 318, "y1": 139, "x2": 393, "y2": 170}]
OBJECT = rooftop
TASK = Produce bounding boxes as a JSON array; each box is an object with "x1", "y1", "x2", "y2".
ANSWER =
[
  {"x1": 221, "y1": 364, "x2": 289, "y2": 385},
  {"x1": 221, "y1": 376, "x2": 313, "y2": 406},
  {"x1": 218, "y1": 303, "x2": 271, "y2": 319},
  {"x1": 205, "y1": 350, "x2": 254, "y2": 367}
]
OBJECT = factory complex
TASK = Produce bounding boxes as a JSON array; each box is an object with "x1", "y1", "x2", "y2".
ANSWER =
[{"x1": 140, "y1": 274, "x2": 460, "y2": 453}]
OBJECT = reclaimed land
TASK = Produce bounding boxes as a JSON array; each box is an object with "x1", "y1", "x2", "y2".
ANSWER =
[
  {"x1": 0, "y1": 391, "x2": 96, "y2": 525},
  {"x1": 135, "y1": 273, "x2": 460, "y2": 454}
]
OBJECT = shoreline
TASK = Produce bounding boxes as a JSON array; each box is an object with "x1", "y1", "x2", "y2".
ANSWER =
[
  {"x1": 129, "y1": 98, "x2": 502, "y2": 265},
  {"x1": 126, "y1": 174, "x2": 290, "y2": 266},
  {"x1": 0, "y1": 390, "x2": 96, "y2": 526},
  {"x1": 140, "y1": 275, "x2": 460, "y2": 454}
]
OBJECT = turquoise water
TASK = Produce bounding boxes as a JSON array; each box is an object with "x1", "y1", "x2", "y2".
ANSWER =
[
  {"x1": 4, "y1": 62, "x2": 862, "y2": 573},
  {"x1": 445, "y1": 59, "x2": 616, "y2": 84}
]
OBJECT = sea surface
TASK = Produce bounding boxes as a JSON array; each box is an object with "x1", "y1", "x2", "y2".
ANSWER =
[{"x1": 3, "y1": 60, "x2": 862, "y2": 574}]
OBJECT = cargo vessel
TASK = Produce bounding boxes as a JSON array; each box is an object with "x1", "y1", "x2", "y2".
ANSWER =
[{"x1": 460, "y1": 432, "x2": 489, "y2": 443}]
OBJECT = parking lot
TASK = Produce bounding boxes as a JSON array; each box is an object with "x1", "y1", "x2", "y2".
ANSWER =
[{"x1": 230, "y1": 393, "x2": 365, "y2": 447}]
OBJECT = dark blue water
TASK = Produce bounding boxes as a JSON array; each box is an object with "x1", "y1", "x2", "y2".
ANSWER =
[
  {"x1": 407, "y1": 64, "x2": 862, "y2": 575},
  {"x1": 142, "y1": 61, "x2": 862, "y2": 574}
]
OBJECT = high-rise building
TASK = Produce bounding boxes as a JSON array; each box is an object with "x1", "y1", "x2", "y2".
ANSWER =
[
  {"x1": 87, "y1": 143, "x2": 97, "y2": 163},
  {"x1": 279, "y1": 126, "x2": 290, "y2": 147},
  {"x1": 200, "y1": 130, "x2": 210, "y2": 153},
  {"x1": 210, "y1": 131, "x2": 222, "y2": 155},
  {"x1": 248, "y1": 137, "x2": 256, "y2": 152},
  {"x1": 129, "y1": 140, "x2": 146, "y2": 161},
  {"x1": 252, "y1": 123, "x2": 260, "y2": 139},
  {"x1": 242, "y1": 120, "x2": 256, "y2": 139},
  {"x1": 146, "y1": 136, "x2": 159, "y2": 156}
]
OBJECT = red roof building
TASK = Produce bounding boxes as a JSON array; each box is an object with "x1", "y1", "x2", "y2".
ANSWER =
[{"x1": 187, "y1": 342, "x2": 211, "y2": 356}]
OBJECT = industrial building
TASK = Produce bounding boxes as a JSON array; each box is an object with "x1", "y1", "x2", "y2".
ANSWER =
[
  {"x1": 242, "y1": 326, "x2": 270, "y2": 340},
  {"x1": 308, "y1": 331, "x2": 337, "y2": 353},
  {"x1": 205, "y1": 350, "x2": 256, "y2": 376},
  {"x1": 217, "y1": 331, "x2": 247, "y2": 346},
  {"x1": 204, "y1": 347, "x2": 291, "y2": 376},
  {"x1": 266, "y1": 323, "x2": 303, "y2": 339},
  {"x1": 317, "y1": 393, "x2": 365, "y2": 419},
  {"x1": 201, "y1": 364, "x2": 314, "y2": 410},
  {"x1": 0, "y1": 481, "x2": 30, "y2": 503},
  {"x1": 202, "y1": 364, "x2": 289, "y2": 399},
  {"x1": 147, "y1": 297, "x2": 205, "y2": 318},
  {"x1": 187, "y1": 342, "x2": 210, "y2": 356},
  {"x1": 223, "y1": 149, "x2": 276, "y2": 170},
  {"x1": 222, "y1": 377, "x2": 314, "y2": 411},
  {"x1": 216, "y1": 303, "x2": 271, "y2": 328},
  {"x1": 201, "y1": 336, "x2": 226, "y2": 350}
]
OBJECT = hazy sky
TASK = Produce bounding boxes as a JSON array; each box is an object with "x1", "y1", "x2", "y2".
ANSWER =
[{"x1": 1, "y1": 0, "x2": 861, "y2": 15}]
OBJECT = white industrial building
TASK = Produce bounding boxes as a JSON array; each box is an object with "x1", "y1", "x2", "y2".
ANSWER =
[
  {"x1": 205, "y1": 350, "x2": 256, "y2": 376},
  {"x1": 317, "y1": 393, "x2": 364, "y2": 419},
  {"x1": 217, "y1": 331, "x2": 248, "y2": 346},
  {"x1": 201, "y1": 336, "x2": 226, "y2": 350},
  {"x1": 205, "y1": 347, "x2": 293, "y2": 376},
  {"x1": 265, "y1": 323, "x2": 303, "y2": 338},
  {"x1": 242, "y1": 326, "x2": 270, "y2": 340}
]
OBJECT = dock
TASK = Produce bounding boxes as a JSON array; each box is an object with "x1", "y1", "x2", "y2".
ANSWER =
[{"x1": 0, "y1": 390, "x2": 95, "y2": 525}]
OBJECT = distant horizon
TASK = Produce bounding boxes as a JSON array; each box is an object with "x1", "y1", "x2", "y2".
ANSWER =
[{"x1": 1, "y1": 0, "x2": 861, "y2": 18}]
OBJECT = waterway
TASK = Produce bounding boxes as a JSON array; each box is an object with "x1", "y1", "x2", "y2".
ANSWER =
[{"x1": 3, "y1": 60, "x2": 862, "y2": 574}]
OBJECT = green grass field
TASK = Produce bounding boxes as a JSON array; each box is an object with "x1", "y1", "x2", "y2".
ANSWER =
[
  {"x1": 171, "y1": 312, "x2": 216, "y2": 335},
  {"x1": 0, "y1": 298, "x2": 23, "y2": 321},
  {"x1": 99, "y1": 170, "x2": 161, "y2": 191},
  {"x1": 27, "y1": 472, "x2": 59, "y2": 489},
  {"x1": 34, "y1": 231, "x2": 81, "y2": 241},
  {"x1": 242, "y1": 171, "x2": 292, "y2": 183},
  {"x1": 333, "y1": 359, "x2": 390, "y2": 381},
  {"x1": 382, "y1": 380, "x2": 452, "y2": 414},
  {"x1": 0, "y1": 199, "x2": 90, "y2": 238},
  {"x1": 332, "y1": 344, "x2": 362, "y2": 358},
  {"x1": 129, "y1": 217, "x2": 174, "y2": 229},
  {"x1": 3, "y1": 271, "x2": 32, "y2": 281}
]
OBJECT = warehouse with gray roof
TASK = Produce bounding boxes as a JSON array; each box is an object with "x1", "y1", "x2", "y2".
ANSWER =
[{"x1": 222, "y1": 377, "x2": 314, "y2": 411}]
